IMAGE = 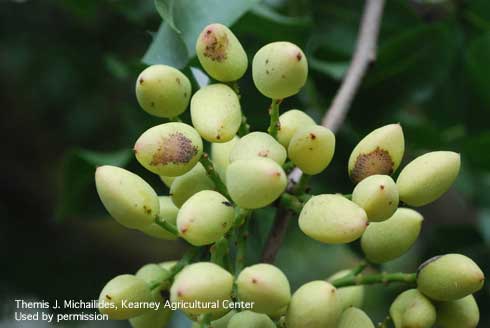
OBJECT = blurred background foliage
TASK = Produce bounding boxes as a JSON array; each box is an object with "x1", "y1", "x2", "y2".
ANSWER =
[{"x1": 1, "y1": 0, "x2": 489, "y2": 326}]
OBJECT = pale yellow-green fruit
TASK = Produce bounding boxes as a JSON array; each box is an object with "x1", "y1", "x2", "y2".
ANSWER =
[
  {"x1": 226, "y1": 158, "x2": 287, "y2": 209},
  {"x1": 159, "y1": 175, "x2": 175, "y2": 188},
  {"x1": 134, "y1": 122, "x2": 203, "y2": 177},
  {"x1": 417, "y1": 254, "x2": 485, "y2": 301},
  {"x1": 135, "y1": 263, "x2": 169, "y2": 293},
  {"x1": 397, "y1": 151, "x2": 461, "y2": 206},
  {"x1": 337, "y1": 308, "x2": 375, "y2": 328},
  {"x1": 288, "y1": 125, "x2": 335, "y2": 175},
  {"x1": 140, "y1": 196, "x2": 178, "y2": 240},
  {"x1": 390, "y1": 289, "x2": 436, "y2": 328},
  {"x1": 211, "y1": 136, "x2": 239, "y2": 182},
  {"x1": 436, "y1": 295, "x2": 479, "y2": 328},
  {"x1": 191, "y1": 310, "x2": 236, "y2": 328},
  {"x1": 169, "y1": 162, "x2": 215, "y2": 208},
  {"x1": 286, "y1": 281, "x2": 340, "y2": 328},
  {"x1": 348, "y1": 124, "x2": 405, "y2": 183},
  {"x1": 159, "y1": 261, "x2": 177, "y2": 272},
  {"x1": 170, "y1": 262, "x2": 233, "y2": 315},
  {"x1": 236, "y1": 264, "x2": 291, "y2": 315},
  {"x1": 98, "y1": 274, "x2": 154, "y2": 320},
  {"x1": 327, "y1": 270, "x2": 364, "y2": 311},
  {"x1": 135, "y1": 65, "x2": 191, "y2": 118},
  {"x1": 230, "y1": 131, "x2": 287, "y2": 165},
  {"x1": 95, "y1": 166, "x2": 158, "y2": 230},
  {"x1": 228, "y1": 311, "x2": 276, "y2": 328},
  {"x1": 361, "y1": 208, "x2": 423, "y2": 263},
  {"x1": 352, "y1": 174, "x2": 399, "y2": 222},
  {"x1": 129, "y1": 293, "x2": 172, "y2": 328},
  {"x1": 176, "y1": 190, "x2": 234, "y2": 246},
  {"x1": 196, "y1": 23, "x2": 248, "y2": 82},
  {"x1": 277, "y1": 109, "x2": 316, "y2": 148},
  {"x1": 299, "y1": 194, "x2": 368, "y2": 244},
  {"x1": 190, "y1": 84, "x2": 241, "y2": 143},
  {"x1": 252, "y1": 41, "x2": 308, "y2": 99}
]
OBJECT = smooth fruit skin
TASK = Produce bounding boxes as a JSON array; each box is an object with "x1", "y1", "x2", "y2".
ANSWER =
[
  {"x1": 134, "y1": 122, "x2": 203, "y2": 177},
  {"x1": 170, "y1": 262, "x2": 233, "y2": 315},
  {"x1": 417, "y1": 254, "x2": 485, "y2": 301},
  {"x1": 337, "y1": 308, "x2": 375, "y2": 328},
  {"x1": 299, "y1": 194, "x2": 368, "y2": 244},
  {"x1": 159, "y1": 260, "x2": 177, "y2": 272},
  {"x1": 98, "y1": 274, "x2": 154, "y2": 320},
  {"x1": 228, "y1": 311, "x2": 276, "y2": 328},
  {"x1": 286, "y1": 281, "x2": 340, "y2": 328},
  {"x1": 327, "y1": 270, "x2": 364, "y2": 311},
  {"x1": 352, "y1": 174, "x2": 399, "y2": 222},
  {"x1": 140, "y1": 196, "x2": 178, "y2": 240},
  {"x1": 211, "y1": 136, "x2": 239, "y2": 182},
  {"x1": 190, "y1": 84, "x2": 241, "y2": 143},
  {"x1": 436, "y1": 295, "x2": 479, "y2": 328},
  {"x1": 390, "y1": 289, "x2": 436, "y2": 328},
  {"x1": 277, "y1": 109, "x2": 316, "y2": 148},
  {"x1": 191, "y1": 310, "x2": 236, "y2": 328},
  {"x1": 361, "y1": 208, "x2": 423, "y2": 263},
  {"x1": 95, "y1": 166, "x2": 158, "y2": 230},
  {"x1": 396, "y1": 151, "x2": 461, "y2": 206},
  {"x1": 226, "y1": 158, "x2": 287, "y2": 209},
  {"x1": 135, "y1": 65, "x2": 191, "y2": 118},
  {"x1": 135, "y1": 263, "x2": 169, "y2": 293},
  {"x1": 252, "y1": 41, "x2": 308, "y2": 99},
  {"x1": 288, "y1": 125, "x2": 335, "y2": 175},
  {"x1": 230, "y1": 131, "x2": 287, "y2": 165},
  {"x1": 236, "y1": 264, "x2": 291, "y2": 315},
  {"x1": 169, "y1": 162, "x2": 215, "y2": 208},
  {"x1": 176, "y1": 190, "x2": 234, "y2": 246},
  {"x1": 196, "y1": 23, "x2": 248, "y2": 82},
  {"x1": 129, "y1": 294, "x2": 172, "y2": 328},
  {"x1": 348, "y1": 124, "x2": 405, "y2": 183}
]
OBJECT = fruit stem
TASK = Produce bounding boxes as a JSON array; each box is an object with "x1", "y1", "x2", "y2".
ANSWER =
[
  {"x1": 238, "y1": 114, "x2": 250, "y2": 137},
  {"x1": 199, "y1": 313, "x2": 212, "y2": 328},
  {"x1": 199, "y1": 153, "x2": 230, "y2": 199},
  {"x1": 168, "y1": 116, "x2": 182, "y2": 122},
  {"x1": 378, "y1": 315, "x2": 392, "y2": 328},
  {"x1": 280, "y1": 193, "x2": 304, "y2": 214},
  {"x1": 210, "y1": 237, "x2": 228, "y2": 268},
  {"x1": 267, "y1": 99, "x2": 282, "y2": 139},
  {"x1": 155, "y1": 218, "x2": 179, "y2": 237},
  {"x1": 331, "y1": 272, "x2": 417, "y2": 288},
  {"x1": 234, "y1": 211, "x2": 251, "y2": 274},
  {"x1": 292, "y1": 173, "x2": 311, "y2": 194}
]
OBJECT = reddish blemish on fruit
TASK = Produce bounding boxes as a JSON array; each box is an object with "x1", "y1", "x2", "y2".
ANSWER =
[
  {"x1": 296, "y1": 52, "x2": 302, "y2": 61},
  {"x1": 309, "y1": 133, "x2": 316, "y2": 140},
  {"x1": 252, "y1": 278, "x2": 258, "y2": 284},
  {"x1": 350, "y1": 147, "x2": 394, "y2": 183},
  {"x1": 150, "y1": 132, "x2": 198, "y2": 166},
  {"x1": 202, "y1": 29, "x2": 229, "y2": 62},
  {"x1": 139, "y1": 78, "x2": 144, "y2": 84}
]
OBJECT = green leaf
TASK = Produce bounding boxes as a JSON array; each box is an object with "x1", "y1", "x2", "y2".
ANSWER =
[
  {"x1": 466, "y1": 32, "x2": 490, "y2": 105},
  {"x1": 55, "y1": 148, "x2": 133, "y2": 221},
  {"x1": 155, "y1": 0, "x2": 181, "y2": 33},
  {"x1": 142, "y1": 23, "x2": 189, "y2": 68}
]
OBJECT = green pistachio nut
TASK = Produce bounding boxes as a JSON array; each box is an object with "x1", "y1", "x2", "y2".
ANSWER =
[
  {"x1": 277, "y1": 109, "x2": 316, "y2": 148},
  {"x1": 396, "y1": 151, "x2": 461, "y2": 206},
  {"x1": 327, "y1": 270, "x2": 364, "y2": 311},
  {"x1": 230, "y1": 132, "x2": 287, "y2": 165},
  {"x1": 191, "y1": 310, "x2": 236, "y2": 328},
  {"x1": 196, "y1": 23, "x2": 248, "y2": 82},
  {"x1": 348, "y1": 124, "x2": 405, "y2": 183},
  {"x1": 159, "y1": 176, "x2": 175, "y2": 188},
  {"x1": 129, "y1": 293, "x2": 172, "y2": 328},
  {"x1": 135, "y1": 263, "x2": 169, "y2": 293},
  {"x1": 169, "y1": 162, "x2": 215, "y2": 208},
  {"x1": 236, "y1": 263, "x2": 291, "y2": 315},
  {"x1": 228, "y1": 311, "x2": 276, "y2": 328},
  {"x1": 436, "y1": 295, "x2": 479, "y2": 328},
  {"x1": 226, "y1": 158, "x2": 287, "y2": 209},
  {"x1": 98, "y1": 274, "x2": 154, "y2": 320},
  {"x1": 299, "y1": 194, "x2": 368, "y2": 244},
  {"x1": 417, "y1": 254, "x2": 485, "y2": 301},
  {"x1": 135, "y1": 65, "x2": 191, "y2": 118},
  {"x1": 159, "y1": 261, "x2": 177, "y2": 272},
  {"x1": 190, "y1": 84, "x2": 241, "y2": 143},
  {"x1": 170, "y1": 262, "x2": 233, "y2": 315},
  {"x1": 389, "y1": 289, "x2": 436, "y2": 328},
  {"x1": 176, "y1": 190, "x2": 234, "y2": 246},
  {"x1": 337, "y1": 307, "x2": 375, "y2": 328},
  {"x1": 140, "y1": 196, "x2": 178, "y2": 240},
  {"x1": 352, "y1": 174, "x2": 399, "y2": 222},
  {"x1": 134, "y1": 122, "x2": 203, "y2": 177},
  {"x1": 288, "y1": 125, "x2": 335, "y2": 175},
  {"x1": 211, "y1": 136, "x2": 239, "y2": 182},
  {"x1": 95, "y1": 166, "x2": 158, "y2": 230},
  {"x1": 361, "y1": 208, "x2": 423, "y2": 263},
  {"x1": 286, "y1": 281, "x2": 340, "y2": 328},
  {"x1": 252, "y1": 41, "x2": 308, "y2": 99}
]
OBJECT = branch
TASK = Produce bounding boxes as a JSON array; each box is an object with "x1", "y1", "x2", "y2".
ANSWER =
[
  {"x1": 261, "y1": 0, "x2": 386, "y2": 263},
  {"x1": 267, "y1": 99, "x2": 282, "y2": 139},
  {"x1": 199, "y1": 153, "x2": 230, "y2": 199},
  {"x1": 331, "y1": 272, "x2": 416, "y2": 288}
]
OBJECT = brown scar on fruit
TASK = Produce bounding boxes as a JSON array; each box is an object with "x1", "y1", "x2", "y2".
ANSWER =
[
  {"x1": 139, "y1": 78, "x2": 144, "y2": 84},
  {"x1": 180, "y1": 226, "x2": 188, "y2": 234},
  {"x1": 258, "y1": 150, "x2": 270, "y2": 157},
  {"x1": 222, "y1": 201, "x2": 233, "y2": 207},
  {"x1": 417, "y1": 255, "x2": 442, "y2": 275},
  {"x1": 309, "y1": 133, "x2": 316, "y2": 140},
  {"x1": 252, "y1": 278, "x2": 258, "y2": 284},
  {"x1": 350, "y1": 147, "x2": 394, "y2": 183},
  {"x1": 202, "y1": 29, "x2": 229, "y2": 62},
  {"x1": 296, "y1": 52, "x2": 302, "y2": 61},
  {"x1": 143, "y1": 205, "x2": 152, "y2": 215},
  {"x1": 380, "y1": 185, "x2": 385, "y2": 190},
  {"x1": 176, "y1": 77, "x2": 181, "y2": 85},
  {"x1": 150, "y1": 132, "x2": 198, "y2": 166},
  {"x1": 105, "y1": 295, "x2": 112, "y2": 300}
]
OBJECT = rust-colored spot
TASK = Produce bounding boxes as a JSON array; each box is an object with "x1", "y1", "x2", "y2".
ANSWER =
[
  {"x1": 350, "y1": 147, "x2": 394, "y2": 183},
  {"x1": 252, "y1": 278, "x2": 257, "y2": 284},
  {"x1": 202, "y1": 29, "x2": 229, "y2": 62},
  {"x1": 216, "y1": 135, "x2": 221, "y2": 140},
  {"x1": 105, "y1": 295, "x2": 112, "y2": 300},
  {"x1": 380, "y1": 185, "x2": 385, "y2": 190},
  {"x1": 296, "y1": 52, "x2": 302, "y2": 61},
  {"x1": 139, "y1": 78, "x2": 144, "y2": 84},
  {"x1": 222, "y1": 201, "x2": 233, "y2": 207},
  {"x1": 143, "y1": 205, "x2": 152, "y2": 215},
  {"x1": 258, "y1": 150, "x2": 269, "y2": 158},
  {"x1": 180, "y1": 226, "x2": 188, "y2": 234},
  {"x1": 309, "y1": 133, "x2": 316, "y2": 140},
  {"x1": 150, "y1": 132, "x2": 198, "y2": 166},
  {"x1": 274, "y1": 171, "x2": 281, "y2": 177},
  {"x1": 177, "y1": 290, "x2": 183, "y2": 297}
]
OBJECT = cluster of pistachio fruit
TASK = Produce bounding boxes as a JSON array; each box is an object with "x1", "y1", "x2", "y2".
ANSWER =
[{"x1": 94, "y1": 23, "x2": 484, "y2": 328}]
